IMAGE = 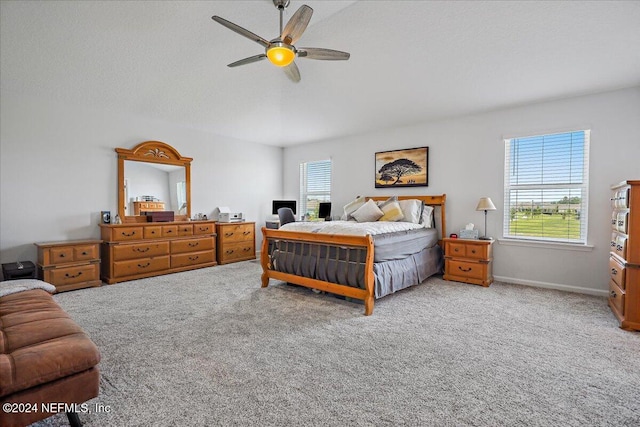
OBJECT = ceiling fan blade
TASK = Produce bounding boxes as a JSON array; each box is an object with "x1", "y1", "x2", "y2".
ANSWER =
[
  {"x1": 212, "y1": 16, "x2": 270, "y2": 48},
  {"x1": 297, "y1": 48, "x2": 350, "y2": 60},
  {"x1": 283, "y1": 61, "x2": 301, "y2": 83},
  {"x1": 281, "y1": 5, "x2": 313, "y2": 45},
  {"x1": 227, "y1": 54, "x2": 267, "y2": 68}
]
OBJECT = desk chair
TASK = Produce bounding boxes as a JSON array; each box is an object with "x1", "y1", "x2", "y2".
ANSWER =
[{"x1": 277, "y1": 207, "x2": 296, "y2": 226}]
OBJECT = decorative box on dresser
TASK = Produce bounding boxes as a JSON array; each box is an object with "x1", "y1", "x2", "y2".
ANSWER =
[
  {"x1": 609, "y1": 180, "x2": 640, "y2": 331},
  {"x1": 34, "y1": 239, "x2": 102, "y2": 292},
  {"x1": 100, "y1": 220, "x2": 217, "y2": 284},
  {"x1": 443, "y1": 238, "x2": 494, "y2": 287},
  {"x1": 216, "y1": 222, "x2": 256, "y2": 265}
]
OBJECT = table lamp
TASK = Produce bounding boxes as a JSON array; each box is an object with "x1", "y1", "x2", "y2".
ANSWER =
[{"x1": 476, "y1": 197, "x2": 496, "y2": 240}]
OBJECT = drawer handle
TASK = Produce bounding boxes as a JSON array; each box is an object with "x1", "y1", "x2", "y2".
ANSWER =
[
  {"x1": 226, "y1": 249, "x2": 234, "y2": 254},
  {"x1": 454, "y1": 248, "x2": 460, "y2": 252},
  {"x1": 611, "y1": 268, "x2": 618, "y2": 275},
  {"x1": 59, "y1": 254, "x2": 66, "y2": 258},
  {"x1": 189, "y1": 255, "x2": 199, "y2": 261},
  {"x1": 188, "y1": 242, "x2": 200, "y2": 247},
  {"x1": 151, "y1": 230, "x2": 157, "y2": 234},
  {"x1": 121, "y1": 231, "x2": 136, "y2": 237},
  {"x1": 243, "y1": 231, "x2": 251, "y2": 235},
  {"x1": 199, "y1": 227, "x2": 209, "y2": 232},
  {"x1": 611, "y1": 241, "x2": 616, "y2": 247},
  {"x1": 135, "y1": 247, "x2": 150, "y2": 253},
  {"x1": 458, "y1": 266, "x2": 472, "y2": 272},
  {"x1": 138, "y1": 262, "x2": 151, "y2": 269},
  {"x1": 225, "y1": 232, "x2": 234, "y2": 237},
  {"x1": 166, "y1": 229, "x2": 174, "y2": 234},
  {"x1": 616, "y1": 245, "x2": 623, "y2": 251},
  {"x1": 471, "y1": 249, "x2": 476, "y2": 254},
  {"x1": 65, "y1": 271, "x2": 83, "y2": 278},
  {"x1": 610, "y1": 290, "x2": 617, "y2": 298}
]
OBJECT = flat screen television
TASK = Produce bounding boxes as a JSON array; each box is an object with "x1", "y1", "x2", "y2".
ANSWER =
[{"x1": 272, "y1": 200, "x2": 297, "y2": 215}]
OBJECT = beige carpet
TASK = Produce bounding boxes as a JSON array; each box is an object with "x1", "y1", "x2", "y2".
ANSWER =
[{"x1": 34, "y1": 260, "x2": 640, "y2": 426}]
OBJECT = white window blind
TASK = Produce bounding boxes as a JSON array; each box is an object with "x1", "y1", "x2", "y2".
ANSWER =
[
  {"x1": 299, "y1": 159, "x2": 331, "y2": 220},
  {"x1": 503, "y1": 130, "x2": 590, "y2": 244}
]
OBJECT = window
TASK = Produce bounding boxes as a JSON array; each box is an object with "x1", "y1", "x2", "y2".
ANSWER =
[
  {"x1": 503, "y1": 130, "x2": 590, "y2": 244},
  {"x1": 299, "y1": 159, "x2": 331, "y2": 220}
]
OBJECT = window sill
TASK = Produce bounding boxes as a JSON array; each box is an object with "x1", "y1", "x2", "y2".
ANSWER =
[{"x1": 497, "y1": 238, "x2": 594, "y2": 252}]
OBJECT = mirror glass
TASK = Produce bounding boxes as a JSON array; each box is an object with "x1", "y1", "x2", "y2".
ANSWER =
[
  {"x1": 116, "y1": 141, "x2": 192, "y2": 221},
  {"x1": 123, "y1": 160, "x2": 187, "y2": 216}
]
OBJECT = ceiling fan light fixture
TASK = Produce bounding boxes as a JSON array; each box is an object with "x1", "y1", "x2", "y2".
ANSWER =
[{"x1": 266, "y1": 42, "x2": 296, "y2": 67}]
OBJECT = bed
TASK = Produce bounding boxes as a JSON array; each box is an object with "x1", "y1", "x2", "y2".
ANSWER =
[{"x1": 260, "y1": 194, "x2": 447, "y2": 315}]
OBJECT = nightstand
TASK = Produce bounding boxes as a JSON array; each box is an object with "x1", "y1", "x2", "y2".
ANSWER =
[
  {"x1": 216, "y1": 222, "x2": 256, "y2": 264},
  {"x1": 443, "y1": 238, "x2": 494, "y2": 287}
]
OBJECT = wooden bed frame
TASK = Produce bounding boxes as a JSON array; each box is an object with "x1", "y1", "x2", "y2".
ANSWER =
[{"x1": 260, "y1": 194, "x2": 447, "y2": 315}]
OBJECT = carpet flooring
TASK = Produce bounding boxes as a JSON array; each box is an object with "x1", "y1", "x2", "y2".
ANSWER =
[{"x1": 34, "y1": 260, "x2": 639, "y2": 426}]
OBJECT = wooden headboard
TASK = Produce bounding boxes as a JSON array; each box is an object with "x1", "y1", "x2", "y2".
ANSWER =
[{"x1": 366, "y1": 194, "x2": 447, "y2": 242}]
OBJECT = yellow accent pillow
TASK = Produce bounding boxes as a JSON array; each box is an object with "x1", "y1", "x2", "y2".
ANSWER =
[{"x1": 379, "y1": 201, "x2": 405, "y2": 222}]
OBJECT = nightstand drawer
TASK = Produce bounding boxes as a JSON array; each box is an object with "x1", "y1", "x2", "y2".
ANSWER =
[
  {"x1": 219, "y1": 223, "x2": 254, "y2": 243},
  {"x1": 445, "y1": 241, "x2": 490, "y2": 260},
  {"x1": 446, "y1": 259, "x2": 487, "y2": 280}
]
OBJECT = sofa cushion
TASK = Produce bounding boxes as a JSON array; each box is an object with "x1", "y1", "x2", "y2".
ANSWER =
[{"x1": 0, "y1": 289, "x2": 100, "y2": 397}]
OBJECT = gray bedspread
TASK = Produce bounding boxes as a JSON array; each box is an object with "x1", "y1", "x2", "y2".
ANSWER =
[{"x1": 269, "y1": 228, "x2": 443, "y2": 299}]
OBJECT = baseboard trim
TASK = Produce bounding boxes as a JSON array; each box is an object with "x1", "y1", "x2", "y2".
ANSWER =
[{"x1": 493, "y1": 275, "x2": 608, "y2": 297}]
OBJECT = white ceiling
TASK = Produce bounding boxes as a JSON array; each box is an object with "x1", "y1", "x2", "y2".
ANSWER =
[{"x1": 2, "y1": 1, "x2": 639, "y2": 147}]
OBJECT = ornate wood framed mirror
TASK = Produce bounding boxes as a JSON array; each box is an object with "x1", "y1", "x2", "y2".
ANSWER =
[{"x1": 116, "y1": 141, "x2": 192, "y2": 221}]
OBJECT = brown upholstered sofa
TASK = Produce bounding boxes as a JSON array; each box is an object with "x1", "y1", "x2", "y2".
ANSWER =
[{"x1": 0, "y1": 286, "x2": 101, "y2": 427}]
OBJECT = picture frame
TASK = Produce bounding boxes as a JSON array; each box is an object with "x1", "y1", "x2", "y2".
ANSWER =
[
  {"x1": 375, "y1": 146, "x2": 429, "y2": 188},
  {"x1": 101, "y1": 210, "x2": 111, "y2": 224}
]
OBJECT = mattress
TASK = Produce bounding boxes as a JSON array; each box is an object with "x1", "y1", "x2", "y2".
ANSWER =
[{"x1": 279, "y1": 220, "x2": 437, "y2": 262}]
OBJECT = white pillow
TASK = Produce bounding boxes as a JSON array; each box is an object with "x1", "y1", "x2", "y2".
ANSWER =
[
  {"x1": 398, "y1": 199, "x2": 423, "y2": 223},
  {"x1": 342, "y1": 196, "x2": 365, "y2": 220},
  {"x1": 351, "y1": 199, "x2": 384, "y2": 222},
  {"x1": 420, "y1": 205, "x2": 434, "y2": 228}
]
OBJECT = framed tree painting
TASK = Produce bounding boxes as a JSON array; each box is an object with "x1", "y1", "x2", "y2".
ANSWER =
[{"x1": 375, "y1": 146, "x2": 429, "y2": 188}]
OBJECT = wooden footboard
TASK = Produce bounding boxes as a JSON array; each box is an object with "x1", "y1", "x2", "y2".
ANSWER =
[{"x1": 260, "y1": 228, "x2": 376, "y2": 315}]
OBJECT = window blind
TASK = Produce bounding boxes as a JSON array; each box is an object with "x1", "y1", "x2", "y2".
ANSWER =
[
  {"x1": 503, "y1": 130, "x2": 590, "y2": 243},
  {"x1": 299, "y1": 159, "x2": 331, "y2": 220}
]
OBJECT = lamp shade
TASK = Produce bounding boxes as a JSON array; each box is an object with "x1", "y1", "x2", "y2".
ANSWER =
[{"x1": 476, "y1": 197, "x2": 496, "y2": 211}]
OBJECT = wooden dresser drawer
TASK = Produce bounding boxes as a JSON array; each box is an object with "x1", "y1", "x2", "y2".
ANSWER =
[
  {"x1": 112, "y1": 241, "x2": 170, "y2": 261},
  {"x1": 609, "y1": 256, "x2": 626, "y2": 289},
  {"x1": 162, "y1": 225, "x2": 178, "y2": 237},
  {"x1": 113, "y1": 256, "x2": 170, "y2": 278},
  {"x1": 171, "y1": 237, "x2": 214, "y2": 254},
  {"x1": 177, "y1": 224, "x2": 194, "y2": 236},
  {"x1": 112, "y1": 226, "x2": 144, "y2": 241},
  {"x1": 219, "y1": 223, "x2": 254, "y2": 243},
  {"x1": 144, "y1": 226, "x2": 163, "y2": 239},
  {"x1": 193, "y1": 223, "x2": 215, "y2": 235},
  {"x1": 612, "y1": 233, "x2": 628, "y2": 260},
  {"x1": 42, "y1": 263, "x2": 100, "y2": 290},
  {"x1": 609, "y1": 279, "x2": 625, "y2": 316},
  {"x1": 171, "y1": 250, "x2": 215, "y2": 268}
]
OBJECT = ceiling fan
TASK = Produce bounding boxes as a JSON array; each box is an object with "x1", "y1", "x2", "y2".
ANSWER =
[{"x1": 212, "y1": 0, "x2": 350, "y2": 83}]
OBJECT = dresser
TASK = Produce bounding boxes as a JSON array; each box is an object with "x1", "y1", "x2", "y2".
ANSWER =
[
  {"x1": 608, "y1": 180, "x2": 640, "y2": 331},
  {"x1": 216, "y1": 222, "x2": 256, "y2": 265},
  {"x1": 443, "y1": 238, "x2": 494, "y2": 287},
  {"x1": 100, "y1": 220, "x2": 217, "y2": 284},
  {"x1": 132, "y1": 201, "x2": 166, "y2": 215},
  {"x1": 34, "y1": 239, "x2": 102, "y2": 292}
]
